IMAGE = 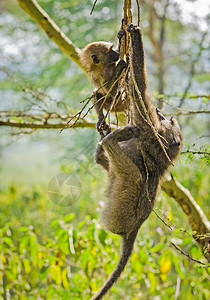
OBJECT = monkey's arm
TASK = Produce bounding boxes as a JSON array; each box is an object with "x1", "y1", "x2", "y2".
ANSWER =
[
  {"x1": 127, "y1": 24, "x2": 159, "y2": 128},
  {"x1": 127, "y1": 24, "x2": 147, "y2": 102},
  {"x1": 96, "y1": 60, "x2": 126, "y2": 133},
  {"x1": 107, "y1": 59, "x2": 127, "y2": 90},
  {"x1": 94, "y1": 92, "x2": 111, "y2": 133}
]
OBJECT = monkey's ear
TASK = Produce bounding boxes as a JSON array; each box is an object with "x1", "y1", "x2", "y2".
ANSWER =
[
  {"x1": 91, "y1": 54, "x2": 100, "y2": 64},
  {"x1": 156, "y1": 108, "x2": 166, "y2": 121},
  {"x1": 170, "y1": 117, "x2": 175, "y2": 125}
]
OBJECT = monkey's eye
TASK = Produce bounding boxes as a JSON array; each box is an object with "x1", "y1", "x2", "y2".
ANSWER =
[{"x1": 91, "y1": 54, "x2": 100, "y2": 64}]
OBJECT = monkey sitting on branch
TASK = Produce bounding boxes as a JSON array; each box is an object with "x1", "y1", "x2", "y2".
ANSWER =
[
  {"x1": 80, "y1": 31, "x2": 127, "y2": 134},
  {"x1": 91, "y1": 24, "x2": 182, "y2": 300}
]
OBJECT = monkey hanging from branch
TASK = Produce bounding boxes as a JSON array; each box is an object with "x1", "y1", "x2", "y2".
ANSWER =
[{"x1": 90, "y1": 24, "x2": 182, "y2": 300}]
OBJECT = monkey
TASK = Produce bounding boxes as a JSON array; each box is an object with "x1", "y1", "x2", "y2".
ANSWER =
[
  {"x1": 80, "y1": 39, "x2": 127, "y2": 134},
  {"x1": 91, "y1": 24, "x2": 182, "y2": 300}
]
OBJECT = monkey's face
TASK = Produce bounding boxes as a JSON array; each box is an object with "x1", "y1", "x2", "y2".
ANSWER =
[
  {"x1": 91, "y1": 44, "x2": 119, "y2": 66},
  {"x1": 156, "y1": 109, "x2": 182, "y2": 153},
  {"x1": 80, "y1": 42, "x2": 119, "y2": 72}
]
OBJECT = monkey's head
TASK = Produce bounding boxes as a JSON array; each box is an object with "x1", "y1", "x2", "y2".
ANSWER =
[
  {"x1": 80, "y1": 42, "x2": 120, "y2": 72},
  {"x1": 156, "y1": 108, "x2": 182, "y2": 160}
]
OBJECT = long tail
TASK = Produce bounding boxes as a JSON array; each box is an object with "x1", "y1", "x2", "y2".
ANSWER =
[{"x1": 90, "y1": 227, "x2": 139, "y2": 300}]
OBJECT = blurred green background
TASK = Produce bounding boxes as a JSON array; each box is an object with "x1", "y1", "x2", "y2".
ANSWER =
[{"x1": 0, "y1": 0, "x2": 209, "y2": 299}]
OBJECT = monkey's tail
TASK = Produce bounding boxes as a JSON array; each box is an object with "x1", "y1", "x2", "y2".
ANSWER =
[{"x1": 90, "y1": 227, "x2": 139, "y2": 300}]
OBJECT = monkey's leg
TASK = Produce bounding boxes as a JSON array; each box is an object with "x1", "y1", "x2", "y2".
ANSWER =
[
  {"x1": 102, "y1": 125, "x2": 139, "y2": 143},
  {"x1": 101, "y1": 126, "x2": 141, "y2": 178},
  {"x1": 95, "y1": 143, "x2": 109, "y2": 172}
]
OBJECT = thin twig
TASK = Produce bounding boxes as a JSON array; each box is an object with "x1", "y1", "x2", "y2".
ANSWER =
[
  {"x1": 90, "y1": 0, "x2": 98, "y2": 15},
  {"x1": 181, "y1": 150, "x2": 210, "y2": 155},
  {"x1": 167, "y1": 110, "x2": 210, "y2": 116},
  {"x1": 153, "y1": 209, "x2": 173, "y2": 230},
  {"x1": 60, "y1": 95, "x2": 93, "y2": 132},
  {"x1": 170, "y1": 242, "x2": 206, "y2": 266},
  {"x1": 99, "y1": 71, "x2": 124, "y2": 111}
]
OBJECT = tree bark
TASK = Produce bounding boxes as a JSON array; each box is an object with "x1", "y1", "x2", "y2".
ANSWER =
[{"x1": 162, "y1": 176, "x2": 210, "y2": 262}]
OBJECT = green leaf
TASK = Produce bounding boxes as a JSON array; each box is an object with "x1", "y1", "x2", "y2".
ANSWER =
[
  {"x1": 64, "y1": 213, "x2": 75, "y2": 222},
  {"x1": 151, "y1": 243, "x2": 165, "y2": 253}
]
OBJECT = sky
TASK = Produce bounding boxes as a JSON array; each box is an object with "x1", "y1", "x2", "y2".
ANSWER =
[{"x1": 175, "y1": 0, "x2": 209, "y2": 30}]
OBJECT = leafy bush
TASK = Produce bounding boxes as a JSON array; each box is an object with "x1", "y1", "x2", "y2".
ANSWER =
[{"x1": 0, "y1": 198, "x2": 209, "y2": 300}]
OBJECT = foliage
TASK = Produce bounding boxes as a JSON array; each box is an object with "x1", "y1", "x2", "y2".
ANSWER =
[{"x1": 0, "y1": 190, "x2": 209, "y2": 300}]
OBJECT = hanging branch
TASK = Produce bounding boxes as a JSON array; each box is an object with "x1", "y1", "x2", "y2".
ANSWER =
[
  {"x1": 127, "y1": 0, "x2": 132, "y2": 24},
  {"x1": 136, "y1": 0, "x2": 141, "y2": 26}
]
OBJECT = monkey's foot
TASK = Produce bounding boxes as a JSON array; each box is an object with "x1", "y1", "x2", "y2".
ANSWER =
[{"x1": 97, "y1": 120, "x2": 111, "y2": 136}]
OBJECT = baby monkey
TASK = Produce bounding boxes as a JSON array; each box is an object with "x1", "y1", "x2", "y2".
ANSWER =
[
  {"x1": 80, "y1": 32, "x2": 126, "y2": 134},
  {"x1": 91, "y1": 24, "x2": 182, "y2": 299}
]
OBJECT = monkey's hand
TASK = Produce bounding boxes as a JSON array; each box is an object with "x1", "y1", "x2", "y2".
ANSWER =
[
  {"x1": 117, "y1": 18, "x2": 126, "y2": 39},
  {"x1": 117, "y1": 28, "x2": 125, "y2": 40},
  {"x1": 127, "y1": 23, "x2": 142, "y2": 35}
]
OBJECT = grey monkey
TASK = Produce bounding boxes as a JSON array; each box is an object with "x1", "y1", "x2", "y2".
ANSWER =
[{"x1": 91, "y1": 24, "x2": 182, "y2": 300}]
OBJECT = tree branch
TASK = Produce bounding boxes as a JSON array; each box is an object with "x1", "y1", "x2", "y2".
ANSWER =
[
  {"x1": 0, "y1": 119, "x2": 96, "y2": 130},
  {"x1": 162, "y1": 176, "x2": 210, "y2": 262},
  {"x1": 165, "y1": 110, "x2": 210, "y2": 116},
  {"x1": 17, "y1": 0, "x2": 86, "y2": 73}
]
